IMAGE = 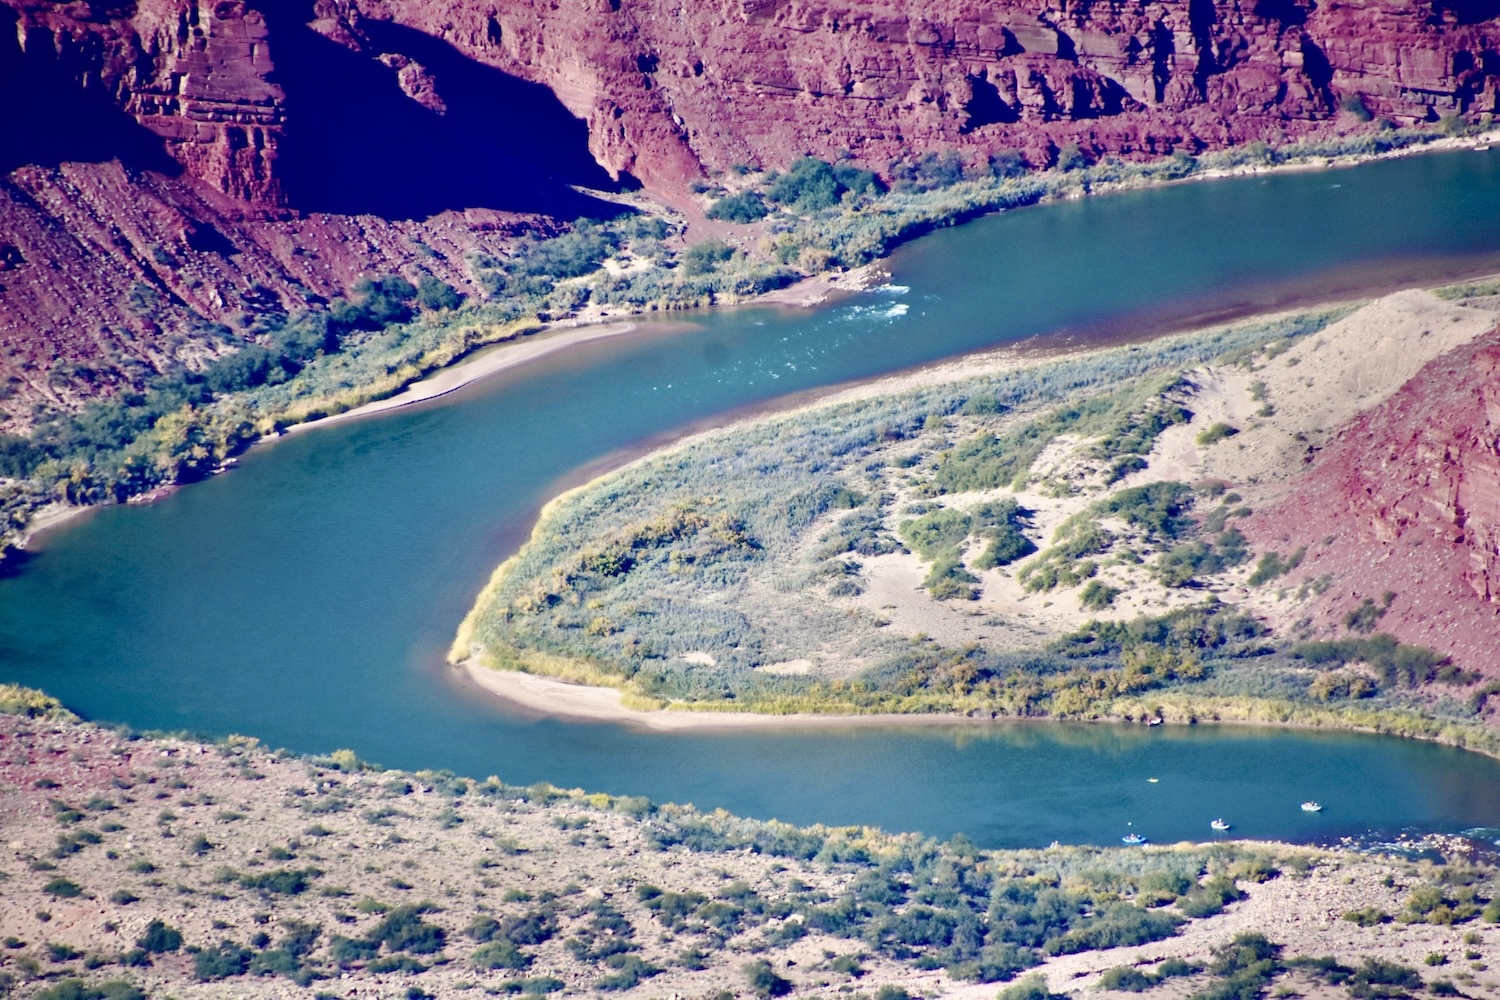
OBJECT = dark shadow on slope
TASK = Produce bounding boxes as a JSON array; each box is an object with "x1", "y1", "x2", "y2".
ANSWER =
[
  {"x1": 257, "y1": 0, "x2": 631, "y2": 220},
  {"x1": 0, "y1": 7, "x2": 182, "y2": 176}
]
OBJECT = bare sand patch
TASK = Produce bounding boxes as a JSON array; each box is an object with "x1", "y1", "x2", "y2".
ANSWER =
[
  {"x1": 457, "y1": 660, "x2": 977, "y2": 730},
  {"x1": 291, "y1": 321, "x2": 639, "y2": 430}
]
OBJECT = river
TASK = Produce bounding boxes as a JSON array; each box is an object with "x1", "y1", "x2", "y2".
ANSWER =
[{"x1": 5, "y1": 148, "x2": 1500, "y2": 848}]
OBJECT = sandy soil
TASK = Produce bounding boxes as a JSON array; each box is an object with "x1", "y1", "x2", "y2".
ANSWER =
[
  {"x1": 290, "y1": 322, "x2": 640, "y2": 431},
  {"x1": 1159, "y1": 288, "x2": 1499, "y2": 494},
  {"x1": 841, "y1": 288, "x2": 1500, "y2": 648},
  {"x1": 457, "y1": 660, "x2": 978, "y2": 731},
  {"x1": 14, "y1": 503, "x2": 91, "y2": 550}
]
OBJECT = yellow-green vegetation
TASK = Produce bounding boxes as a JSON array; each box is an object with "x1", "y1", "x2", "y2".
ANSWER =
[
  {"x1": 450, "y1": 300, "x2": 1497, "y2": 751},
  {"x1": 3, "y1": 124, "x2": 1485, "y2": 562},
  {"x1": 1, "y1": 695, "x2": 1494, "y2": 998},
  {"x1": 0, "y1": 683, "x2": 75, "y2": 720}
]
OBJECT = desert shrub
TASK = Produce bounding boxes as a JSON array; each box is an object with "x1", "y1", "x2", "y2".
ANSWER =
[
  {"x1": 328, "y1": 935, "x2": 379, "y2": 966},
  {"x1": 1246, "y1": 547, "x2": 1304, "y2": 586},
  {"x1": 1196, "y1": 422, "x2": 1239, "y2": 445},
  {"x1": 1349, "y1": 958, "x2": 1421, "y2": 998},
  {"x1": 596, "y1": 953, "x2": 662, "y2": 990},
  {"x1": 1056, "y1": 143, "x2": 1088, "y2": 172},
  {"x1": 1079, "y1": 579, "x2": 1121, "y2": 610},
  {"x1": 1104, "y1": 481, "x2": 1196, "y2": 542},
  {"x1": 975, "y1": 523, "x2": 1038, "y2": 569},
  {"x1": 680, "y1": 240, "x2": 737, "y2": 276},
  {"x1": 33, "y1": 981, "x2": 145, "y2": 1000},
  {"x1": 495, "y1": 977, "x2": 565, "y2": 995},
  {"x1": 1097, "y1": 401, "x2": 1192, "y2": 457},
  {"x1": 707, "y1": 191, "x2": 769, "y2": 223},
  {"x1": 1293, "y1": 635, "x2": 1449, "y2": 687},
  {"x1": 1177, "y1": 876, "x2": 1244, "y2": 917},
  {"x1": 890, "y1": 151, "x2": 968, "y2": 192},
  {"x1": 193, "y1": 940, "x2": 251, "y2": 980},
  {"x1": 996, "y1": 972, "x2": 1067, "y2": 1000},
  {"x1": 42, "y1": 877, "x2": 83, "y2": 898},
  {"x1": 1098, "y1": 965, "x2": 1157, "y2": 991},
  {"x1": 765, "y1": 158, "x2": 844, "y2": 212},
  {"x1": 901, "y1": 508, "x2": 974, "y2": 559},
  {"x1": 137, "y1": 920, "x2": 182, "y2": 953},
  {"x1": 1042, "y1": 904, "x2": 1180, "y2": 955},
  {"x1": 473, "y1": 940, "x2": 530, "y2": 970},
  {"x1": 367, "y1": 954, "x2": 425, "y2": 973},
  {"x1": 239, "y1": 866, "x2": 320, "y2": 895},
  {"x1": 1342, "y1": 906, "x2": 1390, "y2": 927},
  {"x1": 744, "y1": 959, "x2": 793, "y2": 997},
  {"x1": 368, "y1": 904, "x2": 446, "y2": 954},
  {"x1": 416, "y1": 276, "x2": 464, "y2": 312},
  {"x1": 1340, "y1": 93, "x2": 1373, "y2": 120},
  {"x1": 1155, "y1": 531, "x2": 1249, "y2": 587}
]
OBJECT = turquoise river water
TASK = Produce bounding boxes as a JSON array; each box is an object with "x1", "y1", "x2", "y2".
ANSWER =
[{"x1": 6, "y1": 149, "x2": 1500, "y2": 847}]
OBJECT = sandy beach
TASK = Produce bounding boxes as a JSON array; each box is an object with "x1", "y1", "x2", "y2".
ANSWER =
[
  {"x1": 289, "y1": 320, "x2": 642, "y2": 431},
  {"x1": 457, "y1": 659, "x2": 981, "y2": 731}
]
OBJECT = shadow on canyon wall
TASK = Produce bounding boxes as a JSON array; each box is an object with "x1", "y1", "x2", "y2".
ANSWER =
[
  {"x1": 0, "y1": 0, "x2": 629, "y2": 221},
  {"x1": 259, "y1": 0, "x2": 632, "y2": 220},
  {"x1": 0, "y1": 7, "x2": 184, "y2": 177}
]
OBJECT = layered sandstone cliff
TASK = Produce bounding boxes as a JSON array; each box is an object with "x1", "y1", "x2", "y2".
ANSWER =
[
  {"x1": 345, "y1": 0, "x2": 1500, "y2": 186},
  {"x1": 3, "y1": 0, "x2": 1500, "y2": 425}
]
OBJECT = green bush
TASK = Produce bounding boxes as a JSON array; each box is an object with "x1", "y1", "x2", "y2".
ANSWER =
[
  {"x1": 1349, "y1": 958, "x2": 1421, "y2": 997},
  {"x1": 596, "y1": 953, "x2": 662, "y2": 990},
  {"x1": 328, "y1": 934, "x2": 379, "y2": 966},
  {"x1": 416, "y1": 276, "x2": 464, "y2": 312},
  {"x1": 1246, "y1": 547, "x2": 1304, "y2": 586},
  {"x1": 1196, "y1": 422, "x2": 1239, "y2": 446},
  {"x1": 1097, "y1": 965, "x2": 1156, "y2": 991},
  {"x1": 1293, "y1": 635, "x2": 1449, "y2": 687},
  {"x1": 744, "y1": 958, "x2": 793, "y2": 997},
  {"x1": 137, "y1": 920, "x2": 182, "y2": 953},
  {"x1": 42, "y1": 877, "x2": 83, "y2": 898},
  {"x1": 495, "y1": 977, "x2": 565, "y2": 995},
  {"x1": 1342, "y1": 906, "x2": 1390, "y2": 927},
  {"x1": 32, "y1": 981, "x2": 145, "y2": 1000},
  {"x1": 996, "y1": 972, "x2": 1066, "y2": 1000},
  {"x1": 1177, "y1": 876, "x2": 1244, "y2": 917},
  {"x1": 681, "y1": 240, "x2": 737, "y2": 276},
  {"x1": 707, "y1": 191, "x2": 770, "y2": 223},
  {"x1": 1079, "y1": 579, "x2": 1121, "y2": 610},
  {"x1": 239, "y1": 866, "x2": 320, "y2": 895},
  {"x1": 193, "y1": 940, "x2": 251, "y2": 980},
  {"x1": 368, "y1": 903, "x2": 446, "y2": 954},
  {"x1": 473, "y1": 939, "x2": 530, "y2": 970},
  {"x1": 765, "y1": 158, "x2": 844, "y2": 212}
]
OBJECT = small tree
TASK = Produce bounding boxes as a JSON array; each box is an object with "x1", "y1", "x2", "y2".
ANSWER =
[{"x1": 744, "y1": 959, "x2": 793, "y2": 997}]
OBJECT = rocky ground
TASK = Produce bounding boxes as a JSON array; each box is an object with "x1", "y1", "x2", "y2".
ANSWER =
[{"x1": 5, "y1": 694, "x2": 1500, "y2": 999}]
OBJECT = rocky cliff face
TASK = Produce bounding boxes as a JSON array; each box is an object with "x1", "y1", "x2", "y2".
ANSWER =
[
  {"x1": 3, "y1": 0, "x2": 1500, "y2": 426},
  {"x1": 349, "y1": 0, "x2": 1500, "y2": 186},
  {"x1": 11, "y1": 0, "x2": 1500, "y2": 214},
  {"x1": 5, "y1": 0, "x2": 285, "y2": 203},
  {"x1": 1242, "y1": 323, "x2": 1500, "y2": 668}
]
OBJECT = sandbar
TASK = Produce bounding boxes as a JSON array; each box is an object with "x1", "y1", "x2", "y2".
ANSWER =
[
  {"x1": 457, "y1": 660, "x2": 979, "y2": 731},
  {"x1": 292, "y1": 320, "x2": 639, "y2": 430}
]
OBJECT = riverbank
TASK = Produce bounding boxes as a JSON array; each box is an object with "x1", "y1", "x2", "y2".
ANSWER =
[
  {"x1": 288, "y1": 320, "x2": 641, "y2": 431},
  {"x1": 450, "y1": 282, "x2": 1500, "y2": 750},
  {"x1": 456, "y1": 657, "x2": 976, "y2": 730},
  {"x1": 2, "y1": 690, "x2": 1497, "y2": 999},
  {"x1": 456, "y1": 655, "x2": 1500, "y2": 762},
  {"x1": 4, "y1": 126, "x2": 1496, "y2": 565}
]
